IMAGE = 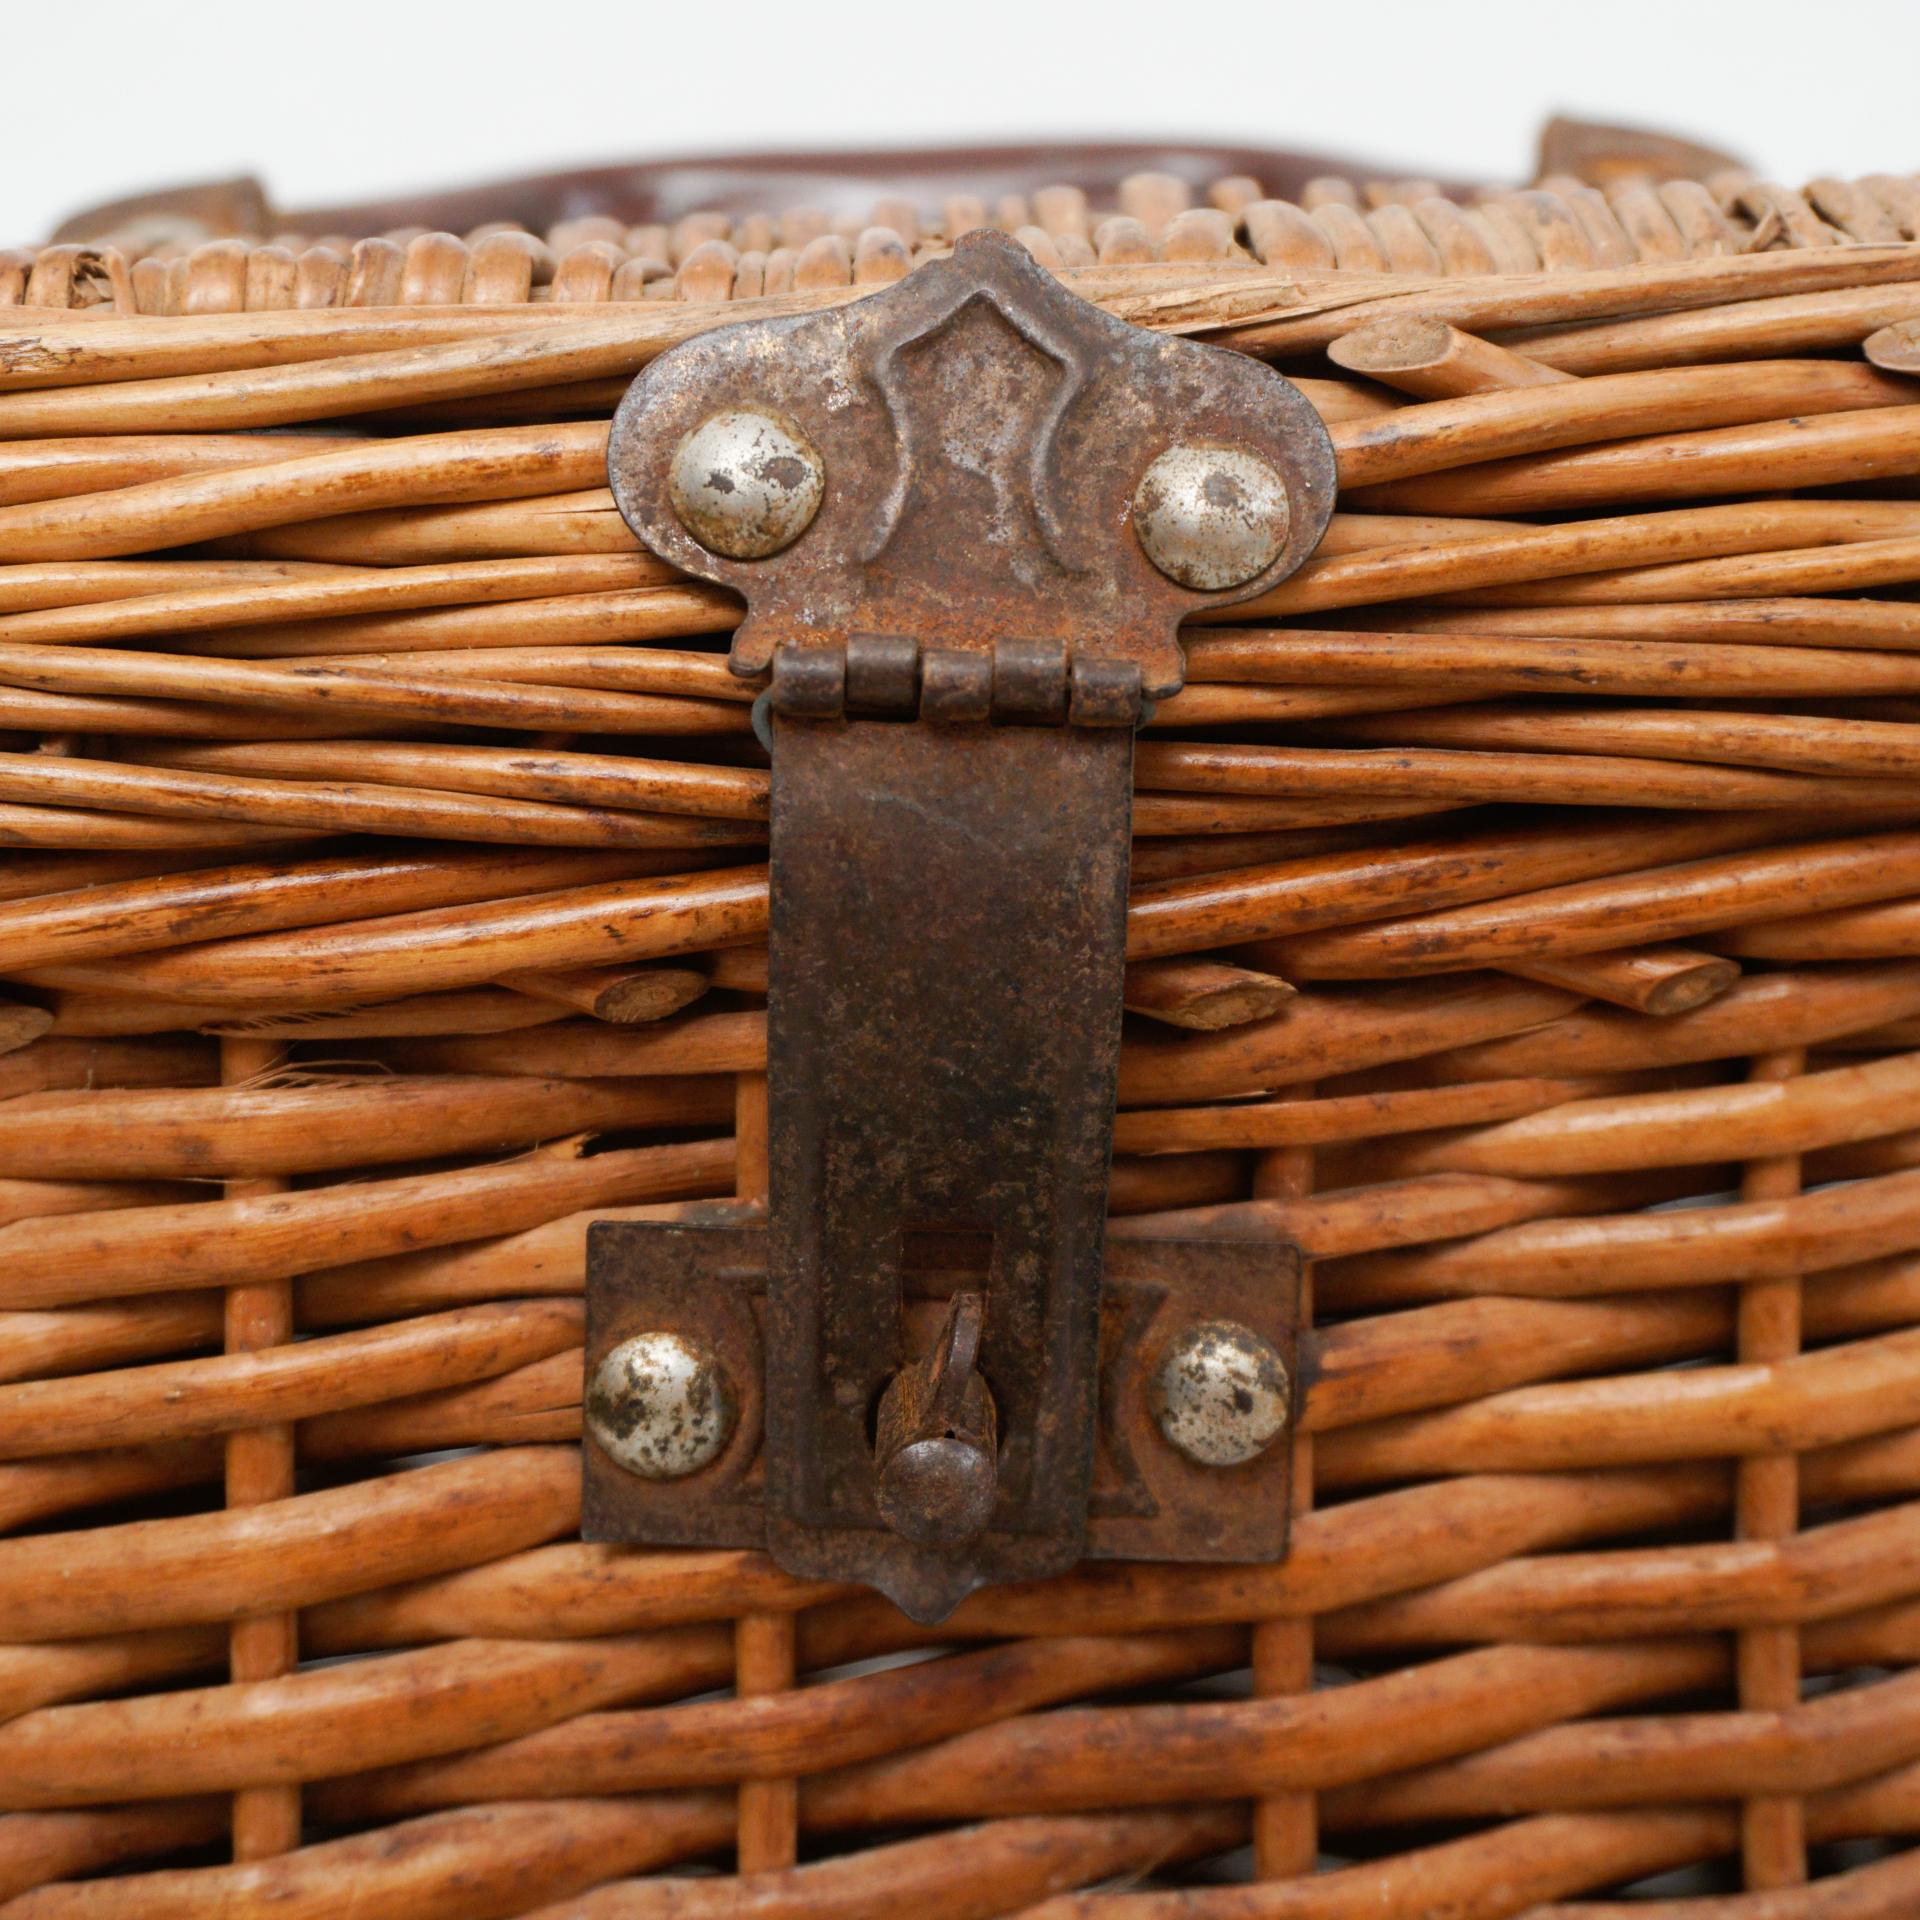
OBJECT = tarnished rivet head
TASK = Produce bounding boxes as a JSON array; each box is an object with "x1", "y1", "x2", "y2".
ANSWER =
[
  {"x1": 588, "y1": 1331, "x2": 735, "y2": 1480},
  {"x1": 1132, "y1": 445, "x2": 1291, "y2": 591},
  {"x1": 1150, "y1": 1320, "x2": 1290, "y2": 1467},
  {"x1": 668, "y1": 408, "x2": 824, "y2": 559}
]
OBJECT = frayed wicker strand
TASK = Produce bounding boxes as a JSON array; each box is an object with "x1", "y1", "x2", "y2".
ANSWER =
[{"x1": 9, "y1": 142, "x2": 1920, "y2": 1917}]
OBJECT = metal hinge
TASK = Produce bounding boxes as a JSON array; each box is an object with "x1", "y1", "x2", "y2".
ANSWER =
[{"x1": 584, "y1": 229, "x2": 1334, "y2": 1622}]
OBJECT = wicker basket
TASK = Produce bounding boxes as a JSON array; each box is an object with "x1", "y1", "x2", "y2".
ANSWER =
[{"x1": 9, "y1": 124, "x2": 1920, "y2": 1915}]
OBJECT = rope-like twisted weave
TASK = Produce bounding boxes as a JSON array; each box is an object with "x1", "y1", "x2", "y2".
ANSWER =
[{"x1": 7, "y1": 168, "x2": 1920, "y2": 314}]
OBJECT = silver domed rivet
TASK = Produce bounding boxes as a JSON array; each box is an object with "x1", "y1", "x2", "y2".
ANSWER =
[
  {"x1": 1132, "y1": 445, "x2": 1291, "y2": 591},
  {"x1": 668, "y1": 408, "x2": 824, "y2": 559},
  {"x1": 1150, "y1": 1319, "x2": 1290, "y2": 1467},
  {"x1": 588, "y1": 1331, "x2": 735, "y2": 1480}
]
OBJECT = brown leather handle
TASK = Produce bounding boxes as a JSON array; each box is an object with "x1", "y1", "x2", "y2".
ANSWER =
[{"x1": 283, "y1": 141, "x2": 1475, "y2": 237}]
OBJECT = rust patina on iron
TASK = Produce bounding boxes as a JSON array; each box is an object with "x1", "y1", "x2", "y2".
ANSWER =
[
  {"x1": 607, "y1": 225, "x2": 1333, "y2": 693},
  {"x1": 758, "y1": 641, "x2": 1135, "y2": 1617},
  {"x1": 587, "y1": 1220, "x2": 1302, "y2": 1574},
  {"x1": 589, "y1": 227, "x2": 1332, "y2": 1621}
]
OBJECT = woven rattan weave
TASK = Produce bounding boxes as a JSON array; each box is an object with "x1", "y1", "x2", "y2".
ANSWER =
[{"x1": 10, "y1": 128, "x2": 1920, "y2": 1914}]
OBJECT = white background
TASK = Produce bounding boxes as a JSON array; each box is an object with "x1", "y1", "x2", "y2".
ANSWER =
[{"x1": 6, "y1": 0, "x2": 1918, "y2": 244}]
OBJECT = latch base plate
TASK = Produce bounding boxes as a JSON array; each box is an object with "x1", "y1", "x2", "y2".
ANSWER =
[{"x1": 585, "y1": 1215, "x2": 1302, "y2": 1620}]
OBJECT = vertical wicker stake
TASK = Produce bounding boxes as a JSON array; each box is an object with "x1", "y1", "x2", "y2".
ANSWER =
[
  {"x1": 219, "y1": 1034, "x2": 301, "y2": 1860},
  {"x1": 1249, "y1": 1094, "x2": 1317, "y2": 1879},
  {"x1": 732, "y1": 1069, "x2": 800, "y2": 1872},
  {"x1": 1737, "y1": 1046, "x2": 1808, "y2": 1889}
]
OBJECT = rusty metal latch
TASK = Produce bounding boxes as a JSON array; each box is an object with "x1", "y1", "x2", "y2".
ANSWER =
[{"x1": 585, "y1": 230, "x2": 1334, "y2": 1621}]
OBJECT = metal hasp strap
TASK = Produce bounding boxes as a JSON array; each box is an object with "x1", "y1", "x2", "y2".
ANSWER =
[{"x1": 586, "y1": 228, "x2": 1335, "y2": 1622}]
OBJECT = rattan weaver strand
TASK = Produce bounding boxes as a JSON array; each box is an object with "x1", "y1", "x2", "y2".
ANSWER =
[{"x1": 8, "y1": 149, "x2": 1920, "y2": 1916}]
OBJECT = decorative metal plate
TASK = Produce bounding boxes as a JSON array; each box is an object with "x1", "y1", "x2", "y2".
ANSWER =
[
  {"x1": 607, "y1": 227, "x2": 1335, "y2": 698},
  {"x1": 586, "y1": 1217, "x2": 1302, "y2": 1588},
  {"x1": 590, "y1": 226, "x2": 1332, "y2": 1623}
]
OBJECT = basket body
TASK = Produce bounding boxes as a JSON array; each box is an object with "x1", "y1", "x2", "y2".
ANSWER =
[{"x1": 8, "y1": 140, "x2": 1920, "y2": 1914}]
